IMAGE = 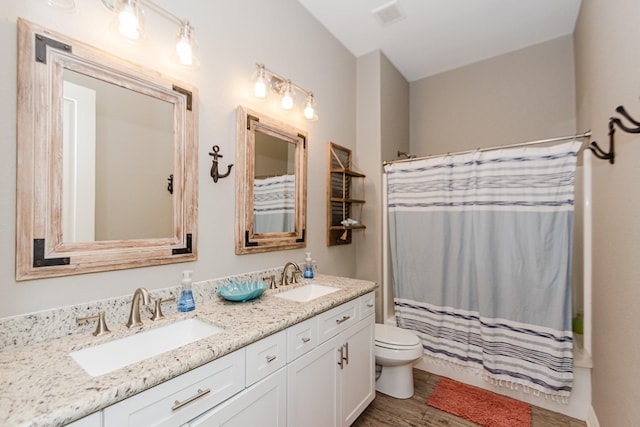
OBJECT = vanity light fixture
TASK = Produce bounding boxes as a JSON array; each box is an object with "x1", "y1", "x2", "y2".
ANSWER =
[
  {"x1": 101, "y1": 0, "x2": 199, "y2": 68},
  {"x1": 251, "y1": 63, "x2": 318, "y2": 121}
]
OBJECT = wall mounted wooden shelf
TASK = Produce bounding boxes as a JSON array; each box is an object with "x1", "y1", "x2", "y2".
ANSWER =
[{"x1": 327, "y1": 143, "x2": 366, "y2": 246}]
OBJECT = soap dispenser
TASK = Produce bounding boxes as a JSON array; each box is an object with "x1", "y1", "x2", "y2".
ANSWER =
[
  {"x1": 178, "y1": 270, "x2": 195, "y2": 312},
  {"x1": 303, "y1": 252, "x2": 314, "y2": 279}
]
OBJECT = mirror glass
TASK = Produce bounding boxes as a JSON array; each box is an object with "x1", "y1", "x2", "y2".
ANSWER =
[
  {"x1": 16, "y1": 19, "x2": 198, "y2": 280},
  {"x1": 253, "y1": 128, "x2": 297, "y2": 233},
  {"x1": 62, "y1": 69, "x2": 174, "y2": 242},
  {"x1": 236, "y1": 106, "x2": 307, "y2": 254}
]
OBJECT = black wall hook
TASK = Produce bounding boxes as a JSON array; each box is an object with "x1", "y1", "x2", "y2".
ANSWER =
[
  {"x1": 209, "y1": 145, "x2": 233, "y2": 183},
  {"x1": 589, "y1": 105, "x2": 640, "y2": 164},
  {"x1": 167, "y1": 174, "x2": 174, "y2": 194}
]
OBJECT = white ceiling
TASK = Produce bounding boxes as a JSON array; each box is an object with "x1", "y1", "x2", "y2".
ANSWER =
[{"x1": 297, "y1": 0, "x2": 582, "y2": 82}]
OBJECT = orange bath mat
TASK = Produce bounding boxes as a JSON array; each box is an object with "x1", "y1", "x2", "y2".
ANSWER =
[{"x1": 426, "y1": 377, "x2": 531, "y2": 427}]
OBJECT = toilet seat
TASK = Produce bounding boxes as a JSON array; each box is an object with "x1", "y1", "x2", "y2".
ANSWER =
[{"x1": 375, "y1": 324, "x2": 421, "y2": 349}]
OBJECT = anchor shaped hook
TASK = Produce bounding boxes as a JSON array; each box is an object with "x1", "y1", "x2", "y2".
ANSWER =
[{"x1": 209, "y1": 145, "x2": 233, "y2": 183}]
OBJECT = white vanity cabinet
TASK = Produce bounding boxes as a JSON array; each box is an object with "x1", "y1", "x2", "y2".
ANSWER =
[
  {"x1": 95, "y1": 291, "x2": 375, "y2": 427},
  {"x1": 287, "y1": 292, "x2": 375, "y2": 427}
]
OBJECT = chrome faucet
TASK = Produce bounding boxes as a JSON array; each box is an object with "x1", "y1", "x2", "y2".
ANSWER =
[
  {"x1": 126, "y1": 287, "x2": 151, "y2": 328},
  {"x1": 281, "y1": 262, "x2": 302, "y2": 286}
]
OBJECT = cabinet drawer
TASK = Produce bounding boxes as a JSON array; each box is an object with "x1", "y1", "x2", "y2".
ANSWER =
[
  {"x1": 66, "y1": 412, "x2": 101, "y2": 427},
  {"x1": 360, "y1": 292, "x2": 375, "y2": 318},
  {"x1": 103, "y1": 349, "x2": 245, "y2": 427},
  {"x1": 286, "y1": 316, "x2": 318, "y2": 363},
  {"x1": 245, "y1": 330, "x2": 286, "y2": 387},
  {"x1": 188, "y1": 368, "x2": 287, "y2": 427},
  {"x1": 317, "y1": 299, "x2": 358, "y2": 343}
]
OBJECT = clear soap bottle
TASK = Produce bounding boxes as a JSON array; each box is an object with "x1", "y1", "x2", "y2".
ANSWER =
[
  {"x1": 303, "y1": 252, "x2": 314, "y2": 279},
  {"x1": 178, "y1": 270, "x2": 195, "y2": 312}
]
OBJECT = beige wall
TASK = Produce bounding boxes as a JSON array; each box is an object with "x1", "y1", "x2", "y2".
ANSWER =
[
  {"x1": 354, "y1": 50, "x2": 409, "y2": 322},
  {"x1": 410, "y1": 35, "x2": 577, "y2": 155},
  {"x1": 575, "y1": 0, "x2": 640, "y2": 425},
  {"x1": 0, "y1": 0, "x2": 356, "y2": 317}
]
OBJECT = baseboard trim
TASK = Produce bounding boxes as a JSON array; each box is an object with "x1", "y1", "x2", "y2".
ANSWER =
[{"x1": 586, "y1": 405, "x2": 600, "y2": 427}]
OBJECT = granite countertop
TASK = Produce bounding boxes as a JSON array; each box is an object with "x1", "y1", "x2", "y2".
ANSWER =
[{"x1": 0, "y1": 275, "x2": 377, "y2": 427}]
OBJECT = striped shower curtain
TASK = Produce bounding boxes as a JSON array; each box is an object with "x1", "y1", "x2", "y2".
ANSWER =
[
  {"x1": 384, "y1": 141, "x2": 580, "y2": 401},
  {"x1": 253, "y1": 174, "x2": 295, "y2": 233}
]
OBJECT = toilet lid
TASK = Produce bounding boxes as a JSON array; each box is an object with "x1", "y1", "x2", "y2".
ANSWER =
[{"x1": 375, "y1": 324, "x2": 421, "y2": 347}]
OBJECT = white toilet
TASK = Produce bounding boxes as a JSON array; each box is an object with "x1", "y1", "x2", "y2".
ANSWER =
[{"x1": 374, "y1": 324, "x2": 423, "y2": 399}]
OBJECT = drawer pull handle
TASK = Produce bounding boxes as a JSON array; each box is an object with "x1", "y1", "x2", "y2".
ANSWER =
[
  {"x1": 301, "y1": 337, "x2": 311, "y2": 343},
  {"x1": 172, "y1": 388, "x2": 211, "y2": 411},
  {"x1": 343, "y1": 342, "x2": 349, "y2": 365},
  {"x1": 336, "y1": 315, "x2": 351, "y2": 325},
  {"x1": 366, "y1": 303, "x2": 374, "y2": 308},
  {"x1": 266, "y1": 355, "x2": 277, "y2": 363}
]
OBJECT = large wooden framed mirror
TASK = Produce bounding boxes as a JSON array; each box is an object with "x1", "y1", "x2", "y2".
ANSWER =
[
  {"x1": 235, "y1": 106, "x2": 307, "y2": 254},
  {"x1": 15, "y1": 19, "x2": 198, "y2": 280}
]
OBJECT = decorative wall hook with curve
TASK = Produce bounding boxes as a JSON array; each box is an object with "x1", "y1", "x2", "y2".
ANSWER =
[
  {"x1": 589, "y1": 105, "x2": 640, "y2": 164},
  {"x1": 209, "y1": 145, "x2": 233, "y2": 183}
]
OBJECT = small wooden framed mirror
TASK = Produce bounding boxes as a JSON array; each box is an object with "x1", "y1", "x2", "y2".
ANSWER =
[{"x1": 235, "y1": 106, "x2": 307, "y2": 254}]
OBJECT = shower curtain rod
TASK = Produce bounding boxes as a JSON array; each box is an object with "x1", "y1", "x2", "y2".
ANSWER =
[{"x1": 382, "y1": 130, "x2": 592, "y2": 166}]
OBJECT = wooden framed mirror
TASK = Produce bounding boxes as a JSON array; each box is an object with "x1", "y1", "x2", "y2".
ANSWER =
[
  {"x1": 235, "y1": 106, "x2": 307, "y2": 254},
  {"x1": 15, "y1": 19, "x2": 198, "y2": 280}
]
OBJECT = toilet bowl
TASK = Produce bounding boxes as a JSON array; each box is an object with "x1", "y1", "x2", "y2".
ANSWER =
[{"x1": 374, "y1": 324, "x2": 423, "y2": 399}]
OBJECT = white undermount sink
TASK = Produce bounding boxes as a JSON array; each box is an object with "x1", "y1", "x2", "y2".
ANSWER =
[
  {"x1": 70, "y1": 318, "x2": 223, "y2": 377},
  {"x1": 274, "y1": 283, "x2": 340, "y2": 302}
]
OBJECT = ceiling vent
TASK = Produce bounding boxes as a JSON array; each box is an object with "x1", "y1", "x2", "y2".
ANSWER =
[{"x1": 372, "y1": 1, "x2": 406, "y2": 27}]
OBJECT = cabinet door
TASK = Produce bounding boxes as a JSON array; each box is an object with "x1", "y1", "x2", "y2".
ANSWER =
[
  {"x1": 340, "y1": 315, "x2": 375, "y2": 426},
  {"x1": 287, "y1": 335, "x2": 341, "y2": 427},
  {"x1": 188, "y1": 368, "x2": 286, "y2": 427}
]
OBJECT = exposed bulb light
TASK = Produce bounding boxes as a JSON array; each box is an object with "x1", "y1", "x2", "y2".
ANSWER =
[
  {"x1": 102, "y1": 0, "x2": 199, "y2": 70},
  {"x1": 281, "y1": 80, "x2": 294, "y2": 110},
  {"x1": 303, "y1": 93, "x2": 316, "y2": 120},
  {"x1": 175, "y1": 21, "x2": 197, "y2": 67},
  {"x1": 250, "y1": 64, "x2": 318, "y2": 120},
  {"x1": 253, "y1": 65, "x2": 267, "y2": 98},
  {"x1": 118, "y1": 0, "x2": 143, "y2": 40}
]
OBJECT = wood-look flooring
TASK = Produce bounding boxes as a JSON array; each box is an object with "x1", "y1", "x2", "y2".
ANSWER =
[{"x1": 353, "y1": 369, "x2": 586, "y2": 427}]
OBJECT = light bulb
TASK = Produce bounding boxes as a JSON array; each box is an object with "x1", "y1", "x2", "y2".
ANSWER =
[
  {"x1": 118, "y1": 0, "x2": 141, "y2": 40},
  {"x1": 176, "y1": 22, "x2": 194, "y2": 66},
  {"x1": 303, "y1": 94, "x2": 315, "y2": 120},
  {"x1": 253, "y1": 66, "x2": 267, "y2": 98},
  {"x1": 281, "y1": 81, "x2": 294, "y2": 110}
]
